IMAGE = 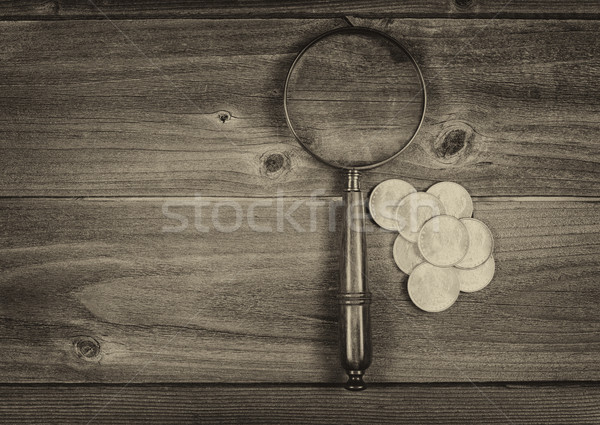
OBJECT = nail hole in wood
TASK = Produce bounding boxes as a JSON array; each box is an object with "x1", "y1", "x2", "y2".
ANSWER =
[{"x1": 217, "y1": 111, "x2": 231, "y2": 123}]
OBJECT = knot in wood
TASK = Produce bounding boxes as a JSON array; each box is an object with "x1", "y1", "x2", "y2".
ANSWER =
[
  {"x1": 74, "y1": 337, "x2": 101, "y2": 361},
  {"x1": 45, "y1": 0, "x2": 60, "y2": 15},
  {"x1": 260, "y1": 151, "x2": 291, "y2": 179},
  {"x1": 454, "y1": 0, "x2": 474, "y2": 9},
  {"x1": 439, "y1": 129, "x2": 467, "y2": 157},
  {"x1": 433, "y1": 122, "x2": 474, "y2": 164},
  {"x1": 264, "y1": 153, "x2": 285, "y2": 173}
]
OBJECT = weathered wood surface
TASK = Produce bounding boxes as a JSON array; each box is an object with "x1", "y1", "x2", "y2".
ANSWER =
[
  {"x1": 1, "y1": 19, "x2": 599, "y2": 197},
  {"x1": 1, "y1": 0, "x2": 600, "y2": 19},
  {"x1": 1, "y1": 384, "x2": 599, "y2": 424},
  {"x1": 1, "y1": 197, "x2": 598, "y2": 383}
]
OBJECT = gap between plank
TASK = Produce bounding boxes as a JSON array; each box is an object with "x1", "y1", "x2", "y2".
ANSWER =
[
  {"x1": 0, "y1": 380, "x2": 599, "y2": 388},
  {"x1": 0, "y1": 195, "x2": 599, "y2": 202},
  {"x1": 2, "y1": 14, "x2": 600, "y2": 21}
]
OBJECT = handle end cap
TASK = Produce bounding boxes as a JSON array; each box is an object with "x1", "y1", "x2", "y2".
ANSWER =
[{"x1": 345, "y1": 370, "x2": 367, "y2": 391}]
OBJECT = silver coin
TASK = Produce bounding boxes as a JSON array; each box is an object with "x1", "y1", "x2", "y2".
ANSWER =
[
  {"x1": 395, "y1": 192, "x2": 446, "y2": 242},
  {"x1": 427, "y1": 181, "x2": 473, "y2": 219},
  {"x1": 456, "y1": 255, "x2": 495, "y2": 292},
  {"x1": 369, "y1": 179, "x2": 417, "y2": 231},
  {"x1": 408, "y1": 263, "x2": 460, "y2": 312},
  {"x1": 417, "y1": 215, "x2": 470, "y2": 267},
  {"x1": 393, "y1": 234, "x2": 425, "y2": 275},
  {"x1": 455, "y1": 218, "x2": 494, "y2": 269}
]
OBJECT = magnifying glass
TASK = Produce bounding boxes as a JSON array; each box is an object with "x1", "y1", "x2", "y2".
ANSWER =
[{"x1": 284, "y1": 27, "x2": 426, "y2": 390}]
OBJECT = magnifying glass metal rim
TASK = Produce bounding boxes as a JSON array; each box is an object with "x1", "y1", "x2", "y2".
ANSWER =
[{"x1": 283, "y1": 25, "x2": 427, "y2": 171}]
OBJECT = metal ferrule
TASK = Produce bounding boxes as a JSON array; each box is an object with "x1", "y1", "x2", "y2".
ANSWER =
[
  {"x1": 337, "y1": 293, "x2": 372, "y2": 305},
  {"x1": 344, "y1": 170, "x2": 361, "y2": 192}
]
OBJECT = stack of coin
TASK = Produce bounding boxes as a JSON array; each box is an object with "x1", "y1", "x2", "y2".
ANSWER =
[{"x1": 369, "y1": 180, "x2": 495, "y2": 312}]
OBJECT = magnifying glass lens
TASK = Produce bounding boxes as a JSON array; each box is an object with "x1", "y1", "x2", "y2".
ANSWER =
[{"x1": 285, "y1": 29, "x2": 425, "y2": 169}]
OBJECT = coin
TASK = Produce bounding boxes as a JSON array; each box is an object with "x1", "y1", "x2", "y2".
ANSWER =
[
  {"x1": 417, "y1": 215, "x2": 470, "y2": 267},
  {"x1": 369, "y1": 179, "x2": 417, "y2": 230},
  {"x1": 395, "y1": 192, "x2": 446, "y2": 242},
  {"x1": 407, "y1": 263, "x2": 460, "y2": 312},
  {"x1": 455, "y1": 255, "x2": 495, "y2": 292},
  {"x1": 393, "y1": 234, "x2": 425, "y2": 275},
  {"x1": 427, "y1": 181, "x2": 473, "y2": 219},
  {"x1": 455, "y1": 218, "x2": 494, "y2": 269}
]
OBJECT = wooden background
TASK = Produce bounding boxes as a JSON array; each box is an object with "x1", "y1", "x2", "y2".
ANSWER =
[{"x1": 0, "y1": 1, "x2": 599, "y2": 423}]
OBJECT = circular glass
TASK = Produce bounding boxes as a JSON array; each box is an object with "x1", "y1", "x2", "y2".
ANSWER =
[{"x1": 284, "y1": 27, "x2": 426, "y2": 169}]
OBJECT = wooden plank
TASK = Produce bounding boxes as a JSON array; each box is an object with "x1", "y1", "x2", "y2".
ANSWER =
[
  {"x1": 0, "y1": 197, "x2": 598, "y2": 383},
  {"x1": 1, "y1": 0, "x2": 600, "y2": 19},
  {"x1": 0, "y1": 384, "x2": 599, "y2": 424},
  {"x1": 0, "y1": 19, "x2": 599, "y2": 197}
]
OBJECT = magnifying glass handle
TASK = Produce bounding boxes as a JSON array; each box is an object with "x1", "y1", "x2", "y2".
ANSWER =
[{"x1": 339, "y1": 170, "x2": 372, "y2": 391}]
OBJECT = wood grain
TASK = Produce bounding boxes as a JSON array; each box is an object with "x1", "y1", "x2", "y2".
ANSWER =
[
  {"x1": 1, "y1": 0, "x2": 600, "y2": 19},
  {"x1": 1, "y1": 197, "x2": 598, "y2": 383},
  {"x1": 0, "y1": 19, "x2": 599, "y2": 196},
  {"x1": 1, "y1": 384, "x2": 599, "y2": 424}
]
